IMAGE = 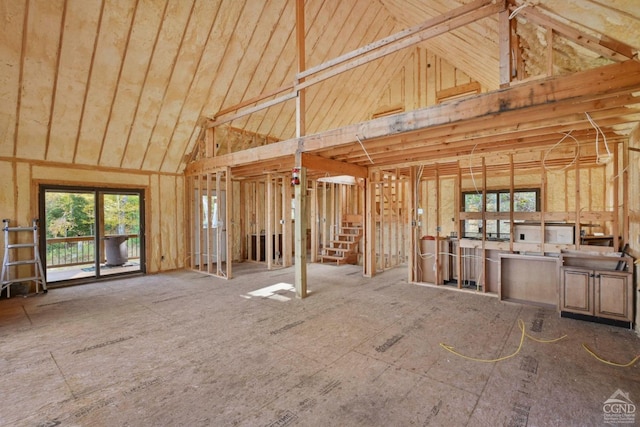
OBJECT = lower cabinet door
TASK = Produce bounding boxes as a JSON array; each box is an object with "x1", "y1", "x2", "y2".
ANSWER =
[
  {"x1": 595, "y1": 271, "x2": 632, "y2": 321},
  {"x1": 561, "y1": 268, "x2": 592, "y2": 315}
]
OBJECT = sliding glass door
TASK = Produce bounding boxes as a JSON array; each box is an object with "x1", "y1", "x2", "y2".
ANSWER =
[{"x1": 40, "y1": 185, "x2": 145, "y2": 284}]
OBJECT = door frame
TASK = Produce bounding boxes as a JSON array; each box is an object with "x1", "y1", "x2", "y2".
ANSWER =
[{"x1": 38, "y1": 184, "x2": 146, "y2": 284}]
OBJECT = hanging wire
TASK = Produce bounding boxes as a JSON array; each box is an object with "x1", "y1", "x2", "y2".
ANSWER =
[
  {"x1": 355, "y1": 134, "x2": 374, "y2": 164},
  {"x1": 509, "y1": 3, "x2": 529, "y2": 20},
  {"x1": 469, "y1": 143, "x2": 480, "y2": 194},
  {"x1": 586, "y1": 112, "x2": 611, "y2": 165},
  {"x1": 542, "y1": 131, "x2": 580, "y2": 172}
]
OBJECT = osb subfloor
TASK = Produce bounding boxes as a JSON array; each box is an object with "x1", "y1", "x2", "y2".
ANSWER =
[{"x1": 1, "y1": 263, "x2": 639, "y2": 426}]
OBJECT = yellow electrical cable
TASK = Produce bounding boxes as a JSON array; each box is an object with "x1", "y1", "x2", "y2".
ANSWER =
[
  {"x1": 581, "y1": 343, "x2": 640, "y2": 368},
  {"x1": 439, "y1": 319, "x2": 566, "y2": 363}
]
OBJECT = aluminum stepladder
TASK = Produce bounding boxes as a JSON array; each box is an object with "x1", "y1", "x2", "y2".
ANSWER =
[{"x1": 1, "y1": 219, "x2": 48, "y2": 298}]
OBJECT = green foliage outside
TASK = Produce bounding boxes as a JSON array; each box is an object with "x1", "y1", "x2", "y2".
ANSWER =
[{"x1": 44, "y1": 191, "x2": 140, "y2": 266}]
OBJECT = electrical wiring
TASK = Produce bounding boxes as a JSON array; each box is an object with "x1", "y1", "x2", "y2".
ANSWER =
[
  {"x1": 509, "y1": 3, "x2": 529, "y2": 20},
  {"x1": 469, "y1": 143, "x2": 480, "y2": 194},
  {"x1": 355, "y1": 134, "x2": 374, "y2": 164},
  {"x1": 582, "y1": 344, "x2": 640, "y2": 367},
  {"x1": 440, "y1": 319, "x2": 566, "y2": 363},
  {"x1": 586, "y1": 112, "x2": 611, "y2": 165},
  {"x1": 542, "y1": 131, "x2": 579, "y2": 172}
]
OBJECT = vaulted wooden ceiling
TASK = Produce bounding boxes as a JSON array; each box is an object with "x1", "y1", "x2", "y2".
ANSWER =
[{"x1": 1, "y1": 0, "x2": 639, "y2": 175}]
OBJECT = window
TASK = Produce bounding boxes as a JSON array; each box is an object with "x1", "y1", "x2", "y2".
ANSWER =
[{"x1": 462, "y1": 189, "x2": 539, "y2": 240}]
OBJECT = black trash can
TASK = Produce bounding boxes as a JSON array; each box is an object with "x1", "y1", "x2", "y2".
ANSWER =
[{"x1": 104, "y1": 235, "x2": 129, "y2": 266}]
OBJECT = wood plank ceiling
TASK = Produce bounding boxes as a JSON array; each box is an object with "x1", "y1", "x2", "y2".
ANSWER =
[{"x1": 1, "y1": 0, "x2": 639, "y2": 175}]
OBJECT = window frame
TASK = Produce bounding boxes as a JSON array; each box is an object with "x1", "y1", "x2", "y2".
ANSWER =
[{"x1": 462, "y1": 188, "x2": 540, "y2": 240}]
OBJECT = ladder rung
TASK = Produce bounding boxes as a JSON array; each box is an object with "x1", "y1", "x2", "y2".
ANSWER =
[
  {"x1": 2, "y1": 276, "x2": 45, "y2": 285},
  {"x1": 7, "y1": 243, "x2": 37, "y2": 249},
  {"x1": 6, "y1": 260, "x2": 37, "y2": 266},
  {"x1": 4, "y1": 227, "x2": 36, "y2": 232}
]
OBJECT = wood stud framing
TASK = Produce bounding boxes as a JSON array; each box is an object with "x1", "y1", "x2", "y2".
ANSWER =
[{"x1": 180, "y1": 1, "x2": 639, "y2": 304}]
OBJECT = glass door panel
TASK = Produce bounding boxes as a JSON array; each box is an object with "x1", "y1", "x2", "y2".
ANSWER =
[
  {"x1": 99, "y1": 192, "x2": 142, "y2": 277},
  {"x1": 43, "y1": 189, "x2": 97, "y2": 282}
]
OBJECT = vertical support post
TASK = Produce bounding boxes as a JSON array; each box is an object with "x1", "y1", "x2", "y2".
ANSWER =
[
  {"x1": 613, "y1": 143, "x2": 620, "y2": 250},
  {"x1": 266, "y1": 173, "x2": 274, "y2": 270},
  {"x1": 456, "y1": 161, "x2": 462, "y2": 289},
  {"x1": 546, "y1": 26, "x2": 554, "y2": 76},
  {"x1": 215, "y1": 171, "x2": 222, "y2": 276},
  {"x1": 189, "y1": 176, "x2": 196, "y2": 270},
  {"x1": 197, "y1": 175, "x2": 204, "y2": 271},
  {"x1": 283, "y1": 175, "x2": 293, "y2": 267},
  {"x1": 509, "y1": 154, "x2": 515, "y2": 252},
  {"x1": 296, "y1": 0, "x2": 306, "y2": 139},
  {"x1": 364, "y1": 172, "x2": 376, "y2": 277},
  {"x1": 622, "y1": 140, "x2": 629, "y2": 249},
  {"x1": 575, "y1": 154, "x2": 581, "y2": 249},
  {"x1": 225, "y1": 167, "x2": 233, "y2": 279},
  {"x1": 294, "y1": 154, "x2": 307, "y2": 298},
  {"x1": 207, "y1": 173, "x2": 213, "y2": 274},
  {"x1": 310, "y1": 180, "x2": 318, "y2": 263},
  {"x1": 481, "y1": 157, "x2": 487, "y2": 292},
  {"x1": 499, "y1": 2, "x2": 511, "y2": 87},
  {"x1": 435, "y1": 164, "x2": 441, "y2": 285},
  {"x1": 408, "y1": 166, "x2": 418, "y2": 283}
]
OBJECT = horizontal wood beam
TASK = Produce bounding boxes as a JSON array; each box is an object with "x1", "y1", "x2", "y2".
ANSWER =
[
  {"x1": 514, "y1": 6, "x2": 636, "y2": 62},
  {"x1": 214, "y1": 83, "x2": 295, "y2": 119},
  {"x1": 207, "y1": 91, "x2": 298, "y2": 128},
  {"x1": 206, "y1": 0, "x2": 503, "y2": 128},
  {"x1": 298, "y1": 0, "x2": 495, "y2": 80},
  {"x1": 184, "y1": 60, "x2": 640, "y2": 177},
  {"x1": 300, "y1": 153, "x2": 368, "y2": 178},
  {"x1": 295, "y1": 2, "x2": 504, "y2": 93}
]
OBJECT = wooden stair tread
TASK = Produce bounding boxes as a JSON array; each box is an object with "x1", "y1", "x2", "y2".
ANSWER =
[
  {"x1": 325, "y1": 247, "x2": 350, "y2": 253},
  {"x1": 330, "y1": 239, "x2": 357, "y2": 245}
]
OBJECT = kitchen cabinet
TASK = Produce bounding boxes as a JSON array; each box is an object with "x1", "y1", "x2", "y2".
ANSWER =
[{"x1": 559, "y1": 253, "x2": 633, "y2": 325}]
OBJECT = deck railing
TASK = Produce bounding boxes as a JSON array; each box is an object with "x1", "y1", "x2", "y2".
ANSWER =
[{"x1": 46, "y1": 235, "x2": 140, "y2": 268}]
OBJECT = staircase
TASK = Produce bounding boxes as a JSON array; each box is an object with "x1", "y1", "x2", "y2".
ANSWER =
[{"x1": 320, "y1": 215, "x2": 362, "y2": 265}]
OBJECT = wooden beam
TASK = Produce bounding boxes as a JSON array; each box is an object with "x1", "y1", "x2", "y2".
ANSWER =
[
  {"x1": 364, "y1": 171, "x2": 376, "y2": 277},
  {"x1": 499, "y1": 3, "x2": 511, "y2": 87},
  {"x1": 214, "y1": 83, "x2": 295, "y2": 119},
  {"x1": 294, "y1": 160, "x2": 308, "y2": 298},
  {"x1": 295, "y1": 1, "x2": 504, "y2": 93},
  {"x1": 206, "y1": 0, "x2": 502, "y2": 129},
  {"x1": 296, "y1": 0, "x2": 306, "y2": 139},
  {"x1": 436, "y1": 82, "x2": 481, "y2": 101},
  {"x1": 266, "y1": 173, "x2": 274, "y2": 270},
  {"x1": 300, "y1": 152, "x2": 368, "y2": 179},
  {"x1": 226, "y1": 168, "x2": 233, "y2": 279},
  {"x1": 514, "y1": 6, "x2": 636, "y2": 62},
  {"x1": 299, "y1": 0, "x2": 494, "y2": 80},
  {"x1": 185, "y1": 61, "x2": 640, "y2": 176}
]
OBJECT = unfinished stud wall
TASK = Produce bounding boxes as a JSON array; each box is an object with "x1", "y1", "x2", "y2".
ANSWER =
[
  {"x1": 627, "y1": 125, "x2": 640, "y2": 333},
  {"x1": 0, "y1": 160, "x2": 185, "y2": 278}
]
